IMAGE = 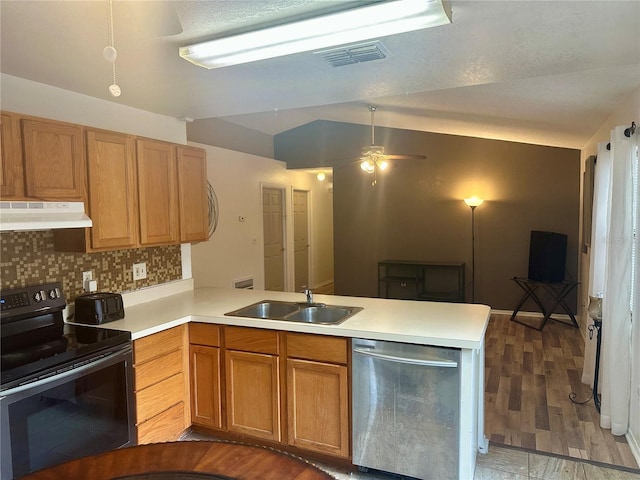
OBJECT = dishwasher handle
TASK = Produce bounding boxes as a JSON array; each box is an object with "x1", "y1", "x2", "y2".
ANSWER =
[{"x1": 353, "y1": 346, "x2": 458, "y2": 368}]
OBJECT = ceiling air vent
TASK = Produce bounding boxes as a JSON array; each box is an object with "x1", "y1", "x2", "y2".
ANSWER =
[{"x1": 314, "y1": 41, "x2": 390, "y2": 67}]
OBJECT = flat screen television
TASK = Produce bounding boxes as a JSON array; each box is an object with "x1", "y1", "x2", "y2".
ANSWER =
[{"x1": 528, "y1": 230, "x2": 567, "y2": 283}]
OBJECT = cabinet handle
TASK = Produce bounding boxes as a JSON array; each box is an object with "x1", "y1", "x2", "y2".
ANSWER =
[{"x1": 353, "y1": 347, "x2": 458, "y2": 368}]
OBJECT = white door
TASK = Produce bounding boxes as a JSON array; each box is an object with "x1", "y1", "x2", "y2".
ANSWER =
[
  {"x1": 263, "y1": 188, "x2": 285, "y2": 291},
  {"x1": 293, "y1": 190, "x2": 309, "y2": 292}
]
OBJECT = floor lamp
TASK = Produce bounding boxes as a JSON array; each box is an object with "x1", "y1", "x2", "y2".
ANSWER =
[{"x1": 464, "y1": 197, "x2": 484, "y2": 302}]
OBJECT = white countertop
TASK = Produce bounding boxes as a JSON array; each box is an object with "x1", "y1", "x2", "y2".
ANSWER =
[{"x1": 94, "y1": 286, "x2": 491, "y2": 350}]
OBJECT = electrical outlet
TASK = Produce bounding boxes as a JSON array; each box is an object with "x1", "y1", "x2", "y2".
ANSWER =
[
  {"x1": 133, "y1": 262, "x2": 147, "y2": 281},
  {"x1": 82, "y1": 271, "x2": 93, "y2": 291}
]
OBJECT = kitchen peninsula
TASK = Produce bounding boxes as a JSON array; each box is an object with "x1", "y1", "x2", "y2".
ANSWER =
[{"x1": 95, "y1": 286, "x2": 491, "y2": 480}]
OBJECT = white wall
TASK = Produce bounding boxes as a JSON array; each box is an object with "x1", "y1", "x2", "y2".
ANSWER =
[
  {"x1": 580, "y1": 86, "x2": 640, "y2": 463},
  {"x1": 1, "y1": 74, "x2": 187, "y2": 144},
  {"x1": 189, "y1": 142, "x2": 334, "y2": 292}
]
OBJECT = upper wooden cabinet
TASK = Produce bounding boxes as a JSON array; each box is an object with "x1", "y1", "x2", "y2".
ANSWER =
[
  {"x1": 86, "y1": 129, "x2": 138, "y2": 250},
  {"x1": 3, "y1": 111, "x2": 209, "y2": 251},
  {"x1": 136, "y1": 138, "x2": 179, "y2": 246},
  {"x1": 1, "y1": 113, "x2": 86, "y2": 201},
  {"x1": 0, "y1": 112, "x2": 25, "y2": 198},
  {"x1": 177, "y1": 146, "x2": 208, "y2": 243},
  {"x1": 21, "y1": 118, "x2": 85, "y2": 200}
]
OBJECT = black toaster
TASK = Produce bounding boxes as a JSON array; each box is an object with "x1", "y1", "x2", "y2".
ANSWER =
[{"x1": 74, "y1": 292, "x2": 125, "y2": 324}]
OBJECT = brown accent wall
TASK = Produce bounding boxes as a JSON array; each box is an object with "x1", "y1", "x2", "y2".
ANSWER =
[
  {"x1": 0, "y1": 231, "x2": 182, "y2": 302},
  {"x1": 275, "y1": 121, "x2": 580, "y2": 312},
  {"x1": 187, "y1": 118, "x2": 275, "y2": 159}
]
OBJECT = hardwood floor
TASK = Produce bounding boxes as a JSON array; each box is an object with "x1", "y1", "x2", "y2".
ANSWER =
[{"x1": 485, "y1": 313, "x2": 639, "y2": 471}]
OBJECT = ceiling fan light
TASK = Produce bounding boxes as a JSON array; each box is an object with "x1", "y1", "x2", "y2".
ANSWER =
[
  {"x1": 361, "y1": 160, "x2": 375, "y2": 173},
  {"x1": 378, "y1": 159, "x2": 389, "y2": 171}
]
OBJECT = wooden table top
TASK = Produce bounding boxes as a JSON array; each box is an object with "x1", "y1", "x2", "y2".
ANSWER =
[{"x1": 22, "y1": 441, "x2": 335, "y2": 480}]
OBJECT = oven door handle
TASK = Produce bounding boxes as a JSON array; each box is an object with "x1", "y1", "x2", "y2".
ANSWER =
[{"x1": 1, "y1": 346, "x2": 131, "y2": 397}]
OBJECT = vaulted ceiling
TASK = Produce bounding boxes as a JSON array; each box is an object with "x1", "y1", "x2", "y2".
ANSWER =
[{"x1": 1, "y1": 1, "x2": 639, "y2": 149}]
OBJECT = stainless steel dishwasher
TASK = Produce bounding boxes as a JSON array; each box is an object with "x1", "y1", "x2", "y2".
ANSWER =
[{"x1": 352, "y1": 339, "x2": 460, "y2": 479}]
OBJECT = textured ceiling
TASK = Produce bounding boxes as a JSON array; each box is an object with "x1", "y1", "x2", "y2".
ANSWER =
[{"x1": 1, "y1": 0, "x2": 639, "y2": 149}]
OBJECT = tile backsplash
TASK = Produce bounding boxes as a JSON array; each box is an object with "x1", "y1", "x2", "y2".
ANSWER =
[{"x1": 1, "y1": 230, "x2": 182, "y2": 301}]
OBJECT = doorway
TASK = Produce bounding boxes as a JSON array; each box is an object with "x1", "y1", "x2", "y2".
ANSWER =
[
  {"x1": 263, "y1": 187, "x2": 285, "y2": 291},
  {"x1": 293, "y1": 189, "x2": 310, "y2": 292}
]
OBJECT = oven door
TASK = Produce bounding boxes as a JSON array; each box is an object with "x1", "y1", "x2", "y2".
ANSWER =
[{"x1": 0, "y1": 344, "x2": 136, "y2": 480}]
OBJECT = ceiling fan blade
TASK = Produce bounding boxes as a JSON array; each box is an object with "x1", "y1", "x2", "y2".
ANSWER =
[
  {"x1": 340, "y1": 153, "x2": 427, "y2": 165},
  {"x1": 383, "y1": 154, "x2": 427, "y2": 160}
]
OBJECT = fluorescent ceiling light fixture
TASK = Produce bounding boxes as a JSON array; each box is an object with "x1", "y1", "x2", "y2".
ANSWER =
[{"x1": 179, "y1": 0, "x2": 451, "y2": 69}]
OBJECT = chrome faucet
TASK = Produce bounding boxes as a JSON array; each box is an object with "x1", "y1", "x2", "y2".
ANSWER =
[{"x1": 304, "y1": 288, "x2": 313, "y2": 304}]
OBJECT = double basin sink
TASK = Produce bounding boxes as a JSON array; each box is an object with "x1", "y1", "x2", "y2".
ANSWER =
[{"x1": 225, "y1": 299, "x2": 362, "y2": 325}]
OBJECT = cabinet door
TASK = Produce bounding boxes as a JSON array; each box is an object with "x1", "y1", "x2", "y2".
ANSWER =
[
  {"x1": 86, "y1": 129, "x2": 138, "y2": 249},
  {"x1": 190, "y1": 345, "x2": 222, "y2": 429},
  {"x1": 177, "y1": 146, "x2": 208, "y2": 243},
  {"x1": 21, "y1": 118, "x2": 85, "y2": 200},
  {"x1": 287, "y1": 358, "x2": 349, "y2": 457},
  {"x1": 226, "y1": 350, "x2": 280, "y2": 441},
  {"x1": 0, "y1": 112, "x2": 24, "y2": 198},
  {"x1": 136, "y1": 138, "x2": 178, "y2": 246}
]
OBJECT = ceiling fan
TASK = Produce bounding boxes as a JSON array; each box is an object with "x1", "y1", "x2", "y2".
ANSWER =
[{"x1": 359, "y1": 105, "x2": 426, "y2": 185}]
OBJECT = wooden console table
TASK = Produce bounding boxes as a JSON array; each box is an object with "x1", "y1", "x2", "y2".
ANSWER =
[{"x1": 378, "y1": 260, "x2": 465, "y2": 302}]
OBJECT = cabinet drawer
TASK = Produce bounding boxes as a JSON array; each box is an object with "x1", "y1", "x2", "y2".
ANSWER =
[
  {"x1": 137, "y1": 401, "x2": 185, "y2": 444},
  {"x1": 135, "y1": 348, "x2": 183, "y2": 391},
  {"x1": 224, "y1": 326, "x2": 278, "y2": 355},
  {"x1": 134, "y1": 326, "x2": 184, "y2": 365},
  {"x1": 190, "y1": 323, "x2": 220, "y2": 347},
  {"x1": 136, "y1": 372, "x2": 184, "y2": 423},
  {"x1": 286, "y1": 333, "x2": 348, "y2": 364}
]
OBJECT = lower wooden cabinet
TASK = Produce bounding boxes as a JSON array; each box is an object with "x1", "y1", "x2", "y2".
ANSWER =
[
  {"x1": 286, "y1": 333, "x2": 350, "y2": 458},
  {"x1": 222, "y1": 326, "x2": 280, "y2": 442},
  {"x1": 134, "y1": 325, "x2": 189, "y2": 444},
  {"x1": 189, "y1": 323, "x2": 222, "y2": 429},
  {"x1": 287, "y1": 358, "x2": 349, "y2": 457},
  {"x1": 186, "y1": 325, "x2": 350, "y2": 459},
  {"x1": 190, "y1": 345, "x2": 222, "y2": 429}
]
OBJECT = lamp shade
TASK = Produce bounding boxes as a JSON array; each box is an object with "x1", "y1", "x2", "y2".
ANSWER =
[{"x1": 464, "y1": 196, "x2": 484, "y2": 208}]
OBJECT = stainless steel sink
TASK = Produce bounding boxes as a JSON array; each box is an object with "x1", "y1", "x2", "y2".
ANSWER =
[
  {"x1": 225, "y1": 300, "x2": 300, "y2": 319},
  {"x1": 225, "y1": 300, "x2": 362, "y2": 325},
  {"x1": 284, "y1": 306, "x2": 359, "y2": 324}
]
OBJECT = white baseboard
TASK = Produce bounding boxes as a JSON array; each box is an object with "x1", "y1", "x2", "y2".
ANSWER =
[
  {"x1": 490, "y1": 309, "x2": 571, "y2": 321},
  {"x1": 627, "y1": 429, "x2": 640, "y2": 470}
]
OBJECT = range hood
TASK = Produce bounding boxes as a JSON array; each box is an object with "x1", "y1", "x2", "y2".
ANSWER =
[{"x1": 0, "y1": 201, "x2": 92, "y2": 232}]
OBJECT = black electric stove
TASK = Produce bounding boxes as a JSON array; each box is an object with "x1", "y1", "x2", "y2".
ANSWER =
[{"x1": 0, "y1": 282, "x2": 131, "y2": 391}]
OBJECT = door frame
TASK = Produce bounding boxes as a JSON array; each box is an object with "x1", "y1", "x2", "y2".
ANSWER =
[
  {"x1": 260, "y1": 183, "x2": 288, "y2": 291},
  {"x1": 292, "y1": 187, "x2": 312, "y2": 293}
]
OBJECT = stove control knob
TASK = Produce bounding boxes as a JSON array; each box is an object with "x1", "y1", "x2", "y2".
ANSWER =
[
  {"x1": 49, "y1": 289, "x2": 58, "y2": 299},
  {"x1": 34, "y1": 290, "x2": 45, "y2": 302}
]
